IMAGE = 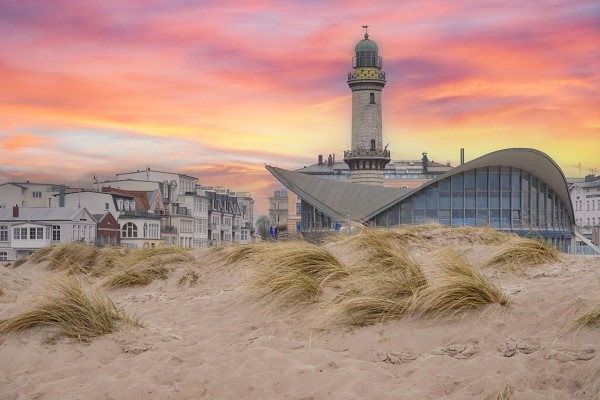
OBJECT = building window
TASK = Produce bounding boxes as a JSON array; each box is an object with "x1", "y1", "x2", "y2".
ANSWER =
[
  {"x1": 122, "y1": 222, "x2": 138, "y2": 238},
  {"x1": 29, "y1": 227, "x2": 43, "y2": 239},
  {"x1": 369, "y1": 92, "x2": 375, "y2": 104},
  {"x1": 52, "y1": 225, "x2": 60, "y2": 242},
  {"x1": 32, "y1": 191, "x2": 42, "y2": 199},
  {"x1": 105, "y1": 203, "x2": 110, "y2": 210},
  {"x1": 0, "y1": 252, "x2": 7, "y2": 261},
  {"x1": 0, "y1": 226, "x2": 7, "y2": 242},
  {"x1": 13, "y1": 227, "x2": 26, "y2": 240},
  {"x1": 370, "y1": 139, "x2": 376, "y2": 151}
]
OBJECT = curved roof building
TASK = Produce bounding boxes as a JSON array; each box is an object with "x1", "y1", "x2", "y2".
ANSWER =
[
  {"x1": 265, "y1": 30, "x2": 576, "y2": 251},
  {"x1": 267, "y1": 148, "x2": 575, "y2": 251}
]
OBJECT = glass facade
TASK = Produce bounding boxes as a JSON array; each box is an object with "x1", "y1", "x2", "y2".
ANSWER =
[{"x1": 373, "y1": 167, "x2": 572, "y2": 251}]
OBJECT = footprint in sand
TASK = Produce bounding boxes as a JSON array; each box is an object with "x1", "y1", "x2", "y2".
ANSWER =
[
  {"x1": 378, "y1": 351, "x2": 418, "y2": 365},
  {"x1": 545, "y1": 349, "x2": 596, "y2": 363},
  {"x1": 498, "y1": 337, "x2": 540, "y2": 357},
  {"x1": 431, "y1": 342, "x2": 478, "y2": 359}
]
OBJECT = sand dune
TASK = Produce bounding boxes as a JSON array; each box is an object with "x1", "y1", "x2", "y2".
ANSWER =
[{"x1": 1, "y1": 230, "x2": 599, "y2": 400}]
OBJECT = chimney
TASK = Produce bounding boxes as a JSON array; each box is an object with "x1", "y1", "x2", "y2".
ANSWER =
[
  {"x1": 59, "y1": 187, "x2": 65, "y2": 207},
  {"x1": 327, "y1": 154, "x2": 333, "y2": 167},
  {"x1": 460, "y1": 148, "x2": 465, "y2": 165},
  {"x1": 318, "y1": 155, "x2": 323, "y2": 165},
  {"x1": 13, "y1": 205, "x2": 19, "y2": 218}
]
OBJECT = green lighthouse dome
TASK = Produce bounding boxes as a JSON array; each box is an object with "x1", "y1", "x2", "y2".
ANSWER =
[
  {"x1": 355, "y1": 33, "x2": 379, "y2": 53},
  {"x1": 353, "y1": 32, "x2": 382, "y2": 69}
]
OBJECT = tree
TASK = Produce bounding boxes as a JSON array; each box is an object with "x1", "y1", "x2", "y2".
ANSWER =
[{"x1": 256, "y1": 215, "x2": 270, "y2": 240}]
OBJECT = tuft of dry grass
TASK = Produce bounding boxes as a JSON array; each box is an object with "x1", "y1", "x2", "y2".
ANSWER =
[
  {"x1": 47, "y1": 243, "x2": 100, "y2": 274},
  {"x1": 91, "y1": 247, "x2": 129, "y2": 276},
  {"x1": 567, "y1": 295, "x2": 600, "y2": 333},
  {"x1": 178, "y1": 269, "x2": 200, "y2": 287},
  {"x1": 350, "y1": 227, "x2": 425, "y2": 250},
  {"x1": 30, "y1": 246, "x2": 55, "y2": 264},
  {"x1": 251, "y1": 241, "x2": 348, "y2": 310},
  {"x1": 0, "y1": 277, "x2": 131, "y2": 341},
  {"x1": 103, "y1": 262, "x2": 170, "y2": 288},
  {"x1": 450, "y1": 226, "x2": 513, "y2": 245},
  {"x1": 325, "y1": 240, "x2": 427, "y2": 327},
  {"x1": 11, "y1": 257, "x2": 29, "y2": 268},
  {"x1": 0, "y1": 280, "x2": 4, "y2": 296},
  {"x1": 220, "y1": 243, "x2": 271, "y2": 264},
  {"x1": 483, "y1": 384, "x2": 513, "y2": 400},
  {"x1": 483, "y1": 237, "x2": 559, "y2": 268},
  {"x1": 412, "y1": 248, "x2": 508, "y2": 319}
]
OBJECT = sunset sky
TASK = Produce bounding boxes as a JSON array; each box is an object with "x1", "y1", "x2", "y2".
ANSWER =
[{"x1": 1, "y1": 0, "x2": 598, "y2": 215}]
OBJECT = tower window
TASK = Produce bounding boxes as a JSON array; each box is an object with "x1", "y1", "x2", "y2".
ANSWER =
[
  {"x1": 370, "y1": 139, "x2": 376, "y2": 151},
  {"x1": 369, "y1": 93, "x2": 375, "y2": 104}
]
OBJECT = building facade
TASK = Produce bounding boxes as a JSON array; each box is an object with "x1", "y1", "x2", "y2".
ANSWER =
[
  {"x1": 268, "y1": 189, "x2": 289, "y2": 231},
  {"x1": 569, "y1": 175, "x2": 600, "y2": 243},
  {"x1": 0, "y1": 206, "x2": 97, "y2": 261},
  {"x1": 0, "y1": 182, "x2": 67, "y2": 209}
]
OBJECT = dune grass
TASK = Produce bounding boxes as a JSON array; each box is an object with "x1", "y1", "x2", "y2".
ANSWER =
[
  {"x1": 0, "y1": 277, "x2": 131, "y2": 341},
  {"x1": 483, "y1": 237, "x2": 559, "y2": 268},
  {"x1": 325, "y1": 237, "x2": 427, "y2": 327},
  {"x1": 412, "y1": 249, "x2": 508, "y2": 319},
  {"x1": 567, "y1": 296, "x2": 600, "y2": 333},
  {"x1": 11, "y1": 257, "x2": 29, "y2": 268},
  {"x1": 449, "y1": 226, "x2": 513, "y2": 245},
  {"x1": 103, "y1": 261, "x2": 170, "y2": 288},
  {"x1": 251, "y1": 241, "x2": 348, "y2": 310},
  {"x1": 349, "y1": 227, "x2": 425, "y2": 250},
  {"x1": 0, "y1": 280, "x2": 4, "y2": 296},
  {"x1": 47, "y1": 243, "x2": 100, "y2": 274},
  {"x1": 483, "y1": 384, "x2": 513, "y2": 400},
  {"x1": 30, "y1": 246, "x2": 56, "y2": 264},
  {"x1": 220, "y1": 243, "x2": 272, "y2": 264}
]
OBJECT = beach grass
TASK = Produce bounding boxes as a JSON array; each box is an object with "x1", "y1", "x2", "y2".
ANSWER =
[
  {"x1": 483, "y1": 237, "x2": 559, "y2": 268},
  {"x1": 251, "y1": 241, "x2": 348, "y2": 310},
  {"x1": 103, "y1": 261, "x2": 170, "y2": 288},
  {"x1": 30, "y1": 246, "x2": 56, "y2": 264},
  {"x1": 11, "y1": 257, "x2": 29, "y2": 268},
  {"x1": 567, "y1": 295, "x2": 600, "y2": 333},
  {"x1": 483, "y1": 384, "x2": 513, "y2": 400},
  {"x1": 47, "y1": 243, "x2": 100, "y2": 274},
  {"x1": 325, "y1": 242, "x2": 427, "y2": 326},
  {"x1": 412, "y1": 248, "x2": 508, "y2": 318},
  {"x1": 0, "y1": 277, "x2": 129, "y2": 341}
]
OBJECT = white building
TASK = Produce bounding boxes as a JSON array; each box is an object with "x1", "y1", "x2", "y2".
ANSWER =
[
  {"x1": 106, "y1": 168, "x2": 209, "y2": 248},
  {"x1": 570, "y1": 175, "x2": 600, "y2": 239},
  {"x1": 0, "y1": 182, "x2": 67, "y2": 208},
  {"x1": 0, "y1": 206, "x2": 96, "y2": 261}
]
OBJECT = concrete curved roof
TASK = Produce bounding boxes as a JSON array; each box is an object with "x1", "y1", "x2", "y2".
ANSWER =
[
  {"x1": 266, "y1": 165, "x2": 410, "y2": 221},
  {"x1": 267, "y1": 148, "x2": 574, "y2": 225}
]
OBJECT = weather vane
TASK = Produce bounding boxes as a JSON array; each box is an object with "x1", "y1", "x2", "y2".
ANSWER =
[{"x1": 362, "y1": 25, "x2": 369, "y2": 34}]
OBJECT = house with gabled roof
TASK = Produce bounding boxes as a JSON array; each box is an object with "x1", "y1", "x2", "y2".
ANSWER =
[{"x1": 0, "y1": 206, "x2": 96, "y2": 261}]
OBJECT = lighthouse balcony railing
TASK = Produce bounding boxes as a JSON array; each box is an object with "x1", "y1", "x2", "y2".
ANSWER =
[
  {"x1": 343, "y1": 149, "x2": 391, "y2": 159},
  {"x1": 347, "y1": 70, "x2": 386, "y2": 82}
]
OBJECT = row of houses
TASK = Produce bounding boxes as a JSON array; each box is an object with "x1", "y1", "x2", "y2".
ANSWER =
[{"x1": 0, "y1": 168, "x2": 254, "y2": 261}]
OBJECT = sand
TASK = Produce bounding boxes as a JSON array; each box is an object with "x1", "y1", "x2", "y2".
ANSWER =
[{"x1": 0, "y1": 235, "x2": 599, "y2": 400}]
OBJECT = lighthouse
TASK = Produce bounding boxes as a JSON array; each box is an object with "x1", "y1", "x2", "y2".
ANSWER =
[{"x1": 343, "y1": 27, "x2": 390, "y2": 185}]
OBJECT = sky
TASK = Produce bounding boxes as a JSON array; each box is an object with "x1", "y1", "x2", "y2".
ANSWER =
[{"x1": 1, "y1": 0, "x2": 598, "y2": 215}]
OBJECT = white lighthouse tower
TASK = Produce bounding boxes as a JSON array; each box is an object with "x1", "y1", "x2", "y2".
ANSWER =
[{"x1": 343, "y1": 27, "x2": 390, "y2": 185}]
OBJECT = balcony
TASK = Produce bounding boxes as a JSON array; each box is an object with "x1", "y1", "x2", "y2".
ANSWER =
[
  {"x1": 220, "y1": 224, "x2": 231, "y2": 231},
  {"x1": 209, "y1": 223, "x2": 218, "y2": 230},
  {"x1": 161, "y1": 226, "x2": 178, "y2": 234},
  {"x1": 343, "y1": 149, "x2": 390, "y2": 159},
  {"x1": 347, "y1": 68, "x2": 385, "y2": 82},
  {"x1": 120, "y1": 211, "x2": 162, "y2": 219}
]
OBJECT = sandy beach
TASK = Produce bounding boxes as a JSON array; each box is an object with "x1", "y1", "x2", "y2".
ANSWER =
[{"x1": 1, "y1": 229, "x2": 599, "y2": 400}]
